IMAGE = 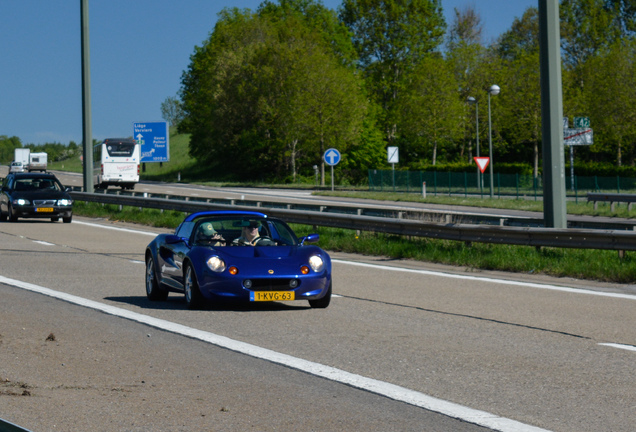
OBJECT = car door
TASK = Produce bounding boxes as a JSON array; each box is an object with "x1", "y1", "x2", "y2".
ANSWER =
[{"x1": 158, "y1": 222, "x2": 194, "y2": 290}]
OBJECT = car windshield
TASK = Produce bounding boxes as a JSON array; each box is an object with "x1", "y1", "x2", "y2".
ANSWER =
[
  {"x1": 191, "y1": 216, "x2": 299, "y2": 247},
  {"x1": 14, "y1": 178, "x2": 61, "y2": 192}
]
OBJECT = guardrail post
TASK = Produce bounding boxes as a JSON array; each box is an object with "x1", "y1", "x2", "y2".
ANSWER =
[{"x1": 356, "y1": 209, "x2": 362, "y2": 236}]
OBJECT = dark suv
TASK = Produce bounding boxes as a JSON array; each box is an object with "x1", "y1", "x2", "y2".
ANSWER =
[{"x1": 0, "y1": 172, "x2": 73, "y2": 223}]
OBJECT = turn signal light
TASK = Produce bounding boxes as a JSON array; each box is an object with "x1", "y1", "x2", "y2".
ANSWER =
[
  {"x1": 228, "y1": 266, "x2": 239, "y2": 275},
  {"x1": 300, "y1": 266, "x2": 310, "y2": 275}
]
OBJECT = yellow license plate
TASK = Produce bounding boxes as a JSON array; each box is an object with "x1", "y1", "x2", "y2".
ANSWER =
[
  {"x1": 36, "y1": 208, "x2": 54, "y2": 212},
  {"x1": 251, "y1": 291, "x2": 295, "y2": 302}
]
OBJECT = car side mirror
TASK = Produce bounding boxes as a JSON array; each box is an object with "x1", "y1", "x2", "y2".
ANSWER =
[{"x1": 299, "y1": 233, "x2": 319, "y2": 245}]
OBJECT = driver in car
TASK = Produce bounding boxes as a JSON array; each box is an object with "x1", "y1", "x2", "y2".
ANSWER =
[{"x1": 232, "y1": 220, "x2": 261, "y2": 246}]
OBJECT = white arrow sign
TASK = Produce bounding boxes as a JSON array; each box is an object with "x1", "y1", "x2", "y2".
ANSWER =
[{"x1": 324, "y1": 148, "x2": 341, "y2": 166}]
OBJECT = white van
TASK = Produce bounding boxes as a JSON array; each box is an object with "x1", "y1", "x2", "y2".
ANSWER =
[{"x1": 28, "y1": 152, "x2": 48, "y2": 172}]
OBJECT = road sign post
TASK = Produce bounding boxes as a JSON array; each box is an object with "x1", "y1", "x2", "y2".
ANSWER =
[
  {"x1": 564, "y1": 125, "x2": 593, "y2": 191},
  {"x1": 134, "y1": 122, "x2": 170, "y2": 163},
  {"x1": 387, "y1": 147, "x2": 399, "y2": 191},
  {"x1": 324, "y1": 148, "x2": 341, "y2": 191},
  {"x1": 474, "y1": 157, "x2": 489, "y2": 197}
]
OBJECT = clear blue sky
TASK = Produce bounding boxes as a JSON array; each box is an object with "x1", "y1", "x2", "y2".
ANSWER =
[{"x1": 0, "y1": 0, "x2": 536, "y2": 146}]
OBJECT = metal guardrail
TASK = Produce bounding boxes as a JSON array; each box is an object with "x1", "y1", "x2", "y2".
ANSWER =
[
  {"x1": 70, "y1": 191, "x2": 636, "y2": 252},
  {"x1": 587, "y1": 192, "x2": 636, "y2": 211},
  {"x1": 69, "y1": 187, "x2": 636, "y2": 230}
]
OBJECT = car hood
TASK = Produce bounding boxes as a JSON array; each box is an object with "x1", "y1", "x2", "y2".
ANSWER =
[{"x1": 206, "y1": 245, "x2": 297, "y2": 259}]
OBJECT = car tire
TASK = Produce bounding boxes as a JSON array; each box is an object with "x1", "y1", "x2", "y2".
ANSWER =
[
  {"x1": 0, "y1": 209, "x2": 6, "y2": 222},
  {"x1": 146, "y1": 255, "x2": 168, "y2": 301},
  {"x1": 309, "y1": 281, "x2": 332, "y2": 309},
  {"x1": 8, "y1": 204, "x2": 17, "y2": 222},
  {"x1": 62, "y1": 215, "x2": 72, "y2": 223},
  {"x1": 184, "y1": 263, "x2": 205, "y2": 310}
]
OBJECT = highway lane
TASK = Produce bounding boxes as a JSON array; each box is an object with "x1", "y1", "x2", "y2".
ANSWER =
[{"x1": 1, "y1": 218, "x2": 636, "y2": 431}]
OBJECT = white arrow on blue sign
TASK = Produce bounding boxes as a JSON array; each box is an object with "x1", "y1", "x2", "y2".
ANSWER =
[{"x1": 324, "y1": 148, "x2": 341, "y2": 166}]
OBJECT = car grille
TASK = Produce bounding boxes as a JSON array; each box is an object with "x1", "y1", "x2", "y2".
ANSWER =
[
  {"x1": 33, "y1": 199, "x2": 57, "y2": 206},
  {"x1": 249, "y1": 278, "x2": 299, "y2": 291}
]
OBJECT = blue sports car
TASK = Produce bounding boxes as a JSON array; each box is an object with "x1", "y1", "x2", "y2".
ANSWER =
[{"x1": 145, "y1": 211, "x2": 332, "y2": 309}]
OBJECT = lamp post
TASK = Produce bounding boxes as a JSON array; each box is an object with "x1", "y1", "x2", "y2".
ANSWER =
[
  {"x1": 487, "y1": 84, "x2": 500, "y2": 198},
  {"x1": 466, "y1": 96, "x2": 482, "y2": 195}
]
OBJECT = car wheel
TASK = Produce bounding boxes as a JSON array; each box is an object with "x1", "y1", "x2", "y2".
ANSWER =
[
  {"x1": 146, "y1": 255, "x2": 168, "y2": 301},
  {"x1": 184, "y1": 264, "x2": 205, "y2": 310},
  {"x1": 0, "y1": 209, "x2": 6, "y2": 222},
  {"x1": 62, "y1": 215, "x2": 72, "y2": 223},
  {"x1": 309, "y1": 281, "x2": 332, "y2": 309},
  {"x1": 8, "y1": 204, "x2": 17, "y2": 222}
]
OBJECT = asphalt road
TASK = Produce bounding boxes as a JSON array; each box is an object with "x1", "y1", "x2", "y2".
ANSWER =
[{"x1": 1, "y1": 215, "x2": 636, "y2": 432}]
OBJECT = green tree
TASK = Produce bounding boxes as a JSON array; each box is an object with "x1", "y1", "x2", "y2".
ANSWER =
[
  {"x1": 0, "y1": 135, "x2": 22, "y2": 164},
  {"x1": 160, "y1": 96, "x2": 184, "y2": 126},
  {"x1": 445, "y1": 5, "x2": 486, "y2": 163},
  {"x1": 494, "y1": 7, "x2": 542, "y2": 178},
  {"x1": 399, "y1": 55, "x2": 463, "y2": 166},
  {"x1": 179, "y1": 4, "x2": 369, "y2": 183},
  {"x1": 339, "y1": 0, "x2": 446, "y2": 143},
  {"x1": 580, "y1": 40, "x2": 636, "y2": 165},
  {"x1": 561, "y1": 0, "x2": 625, "y2": 68}
]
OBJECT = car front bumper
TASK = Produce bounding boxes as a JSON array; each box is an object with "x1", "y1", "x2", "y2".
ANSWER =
[
  {"x1": 12, "y1": 206, "x2": 73, "y2": 219},
  {"x1": 198, "y1": 271, "x2": 331, "y2": 302}
]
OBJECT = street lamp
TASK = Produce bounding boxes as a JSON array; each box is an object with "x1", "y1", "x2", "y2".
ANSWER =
[
  {"x1": 487, "y1": 84, "x2": 500, "y2": 198},
  {"x1": 466, "y1": 96, "x2": 481, "y2": 195}
]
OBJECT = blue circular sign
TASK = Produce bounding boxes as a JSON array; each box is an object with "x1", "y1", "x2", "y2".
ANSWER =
[{"x1": 323, "y1": 148, "x2": 341, "y2": 166}]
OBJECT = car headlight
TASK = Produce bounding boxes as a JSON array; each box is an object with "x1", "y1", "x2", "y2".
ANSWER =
[
  {"x1": 57, "y1": 199, "x2": 73, "y2": 206},
  {"x1": 308, "y1": 255, "x2": 324, "y2": 272},
  {"x1": 12, "y1": 198, "x2": 30, "y2": 206},
  {"x1": 206, "y1": 256, "x2": 226, "y2": 273}
]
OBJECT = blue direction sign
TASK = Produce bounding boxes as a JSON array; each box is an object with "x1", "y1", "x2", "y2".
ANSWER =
[
  {"x1": 324, "y1": 148, "x2": 341, "y2": 166},
  {"x1": 134, "y1": 122, "x2": 169, "y2": 163}
]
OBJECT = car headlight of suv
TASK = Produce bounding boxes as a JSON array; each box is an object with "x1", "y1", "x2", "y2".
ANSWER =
[
  {"x1": 206, "y1": 256, "x2": 226, "y2": 273},
  {"x1": 12, "y1": 198, "x2": 30, "y2": 206},
  {"x1": 57, "y1": 199, "x2": 73, "y2": 206},
  {"x1": 308, "y1": 255, "x2": 324, "y2": 272}
]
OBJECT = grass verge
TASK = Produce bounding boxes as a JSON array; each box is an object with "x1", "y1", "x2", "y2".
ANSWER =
[{"x1": 74, "y1": 201, "x2": 636, "y2": 284}]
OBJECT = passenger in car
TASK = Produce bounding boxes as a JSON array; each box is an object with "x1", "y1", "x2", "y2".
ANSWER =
[{"x1": 196, "y1": 222, "x2": 225, "y2": 246}]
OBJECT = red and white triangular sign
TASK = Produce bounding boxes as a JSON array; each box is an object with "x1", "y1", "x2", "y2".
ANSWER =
[{"x1": 474, "y1": 157, "x2": 490, "y2": 174}]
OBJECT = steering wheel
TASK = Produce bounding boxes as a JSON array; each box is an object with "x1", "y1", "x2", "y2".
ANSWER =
[{"x1": 254, "y1": 236, "x2": 276, "y2": 246}]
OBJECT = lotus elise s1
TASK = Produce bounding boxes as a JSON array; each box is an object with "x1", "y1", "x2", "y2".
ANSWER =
[{"x1": 145, "y1": 211, "x2": 332, "y2": 309}]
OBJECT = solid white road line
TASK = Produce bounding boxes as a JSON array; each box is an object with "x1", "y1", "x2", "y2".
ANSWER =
[
  {"x1": 0, "y1": 274, "x2": 550, "y2": 432},
  {"x1": 598, "y1": 343, "x2": 636, "y2": 352},
  {"x1": 333, "y1": 259, "x2": 636, "y2": 301}
]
